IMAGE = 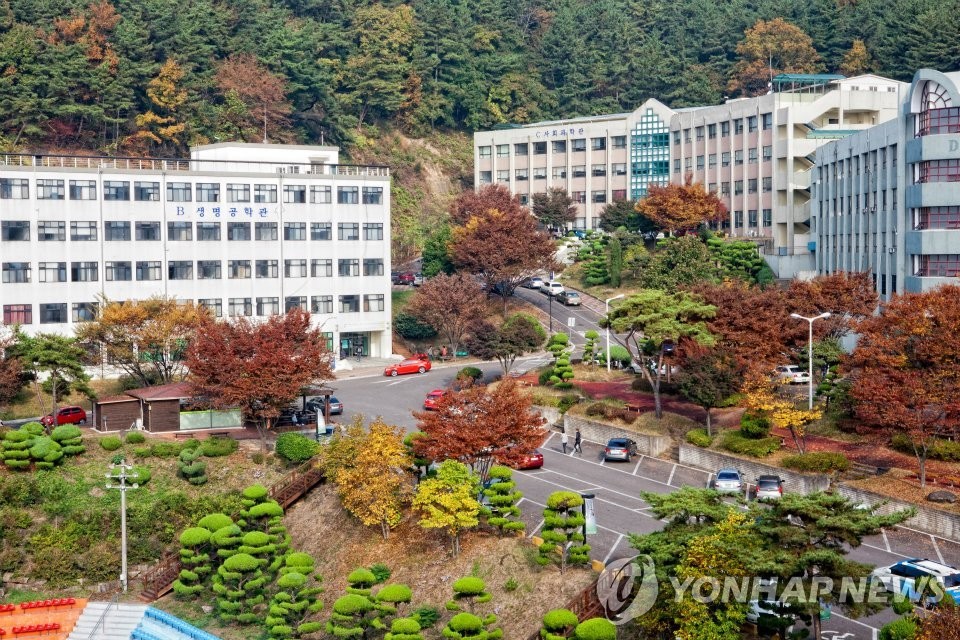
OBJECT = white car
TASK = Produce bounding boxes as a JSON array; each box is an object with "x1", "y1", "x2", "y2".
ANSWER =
[
  {"x1": 870, "y1": 558, "x2": 960, "y2": 603},
  {"x1": 745, "y1": 599, "x2": 794, "y2": 629},
  {"x1": 543, "y1": 281, "x2": 565, "y2": 296},
  {"x1": 712, "y1": 468, "x2": 744, "y2": 494},
  {"x1": 525, "y1": 277, "x2": 544, "y2": 289},
  {"x1": 774, "y1": 365, "x2": 811, "y2": 385}
]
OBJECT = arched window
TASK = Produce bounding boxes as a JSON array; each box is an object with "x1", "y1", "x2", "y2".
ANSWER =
[
  {"x1": 917, "y1": 81, "x2": 958, "y2": 136},
  {"x1": 921, "y1": 81, "x2": 952, "y2": 111}
]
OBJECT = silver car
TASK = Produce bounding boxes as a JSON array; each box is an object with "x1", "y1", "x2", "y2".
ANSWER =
[
  {"x1": 712, "y1": 468, "x2": 744, "y2": 494},
  {"x1": 754, "y1": 475, "x2": 784, "y2": 500}
]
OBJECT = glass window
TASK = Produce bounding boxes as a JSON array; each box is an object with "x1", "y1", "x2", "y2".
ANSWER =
[
  {"x1": 104, "y1": 181, "x2": 130, "y2": 201},
  {"x1": 284, "y1": 222, "x2": 306, "y2": 241},
  {"x1": 696, "y1": 126, "x2": 704, "y2": 140},
  {"x1": 749, "y1": 148, "x2": 758, "y2": 164},
  {"x1": 696, "y1": 156, "x2": 705, "y2": 170},
  {"x1": 168, "y1": 261, "x2": 192, "y2": 280},
  {"x1": 136, "y1": 261, "x2": 161, "y2": 281},
  {"x1": 104, "y1": 221, "x2": 130, "y2": 241},
  {"x1": 572, "y1": 165, "x2": 586, "y2": 178},
  {"x1": 285, "y1": 296, "x2": 307, "y2": 313},
  {"x1": 227, "y1": 184, "x2": 250, "y2": 203},
  {"x1": 591, "y1": 164, "x2": 606, "y2": 177},
  {"x1": 69, "y1": 180, "x2": 96, "y2": 200},
  {"x1": 135, "y1": 181, "x2": 160, "y2": 201},
  {"x1": 283, "y1": 185, "x2": 306, "y2": 203},
  {"x1": 198, "y1": 299, "x2": 222, "y2": 318},
  {"x1": 734, "y1": 211, "x2": 743, "y2": 227},
  {"x1": 71, "y1": 261, "x2": 98, "y2": 282},
  {"x1": 571, "y1": 139, "x2": 586, "y2": 152},
  {"x1": 591, "y1": 191, "x2": 606, "y2": 204},
  {"x1": 496, "y1": 170, "x2": 509, "y2": 183},
  {"x1": 478, "y1": 146, "x2": 491, "y2": 158},
  {"x1": 533, "y1": 167, "x2": 547, "y2": 180},
  {"x1": 762, "y1": 113, "x2": 773, "y2": 130},
  {"x1": 254, "y1": 184, "x2": 277, "y2": 203},
  {"x1": 311, "y1": 259, "x2": 332, "y2": 277},
  {"x1": 748, "y1": 210, "x2": 758, "y2": 226},
  {"x1": 721, "y1": 121, "x2": 730, "y2": 137},
  {"x1": 571, "y1": 191, "x2": 586, "y2": 204},
  {"x1": 196, "y1": 260, "x2": 221, "y2": 279},
  {"x1": 721, "y1": 152, "x2": 730, "y2": 167},
  {"x1": 734, "y1": 150, "x2": 744, "y2": 166},
  {"x1": 734, "y1": 180, "x2": 743, "y2": 195},
  {"x1": 496, "y1": 144, "x2": 509, "y2": 157},
  {"x1": 363, "y1": 258, "x2": 384, "y2": 276},
  {"x1": 167, "y1": 182, "x2": 191, "y2": 202},
  {"x1": 533, "y1": 142, "x2": 546, "y2": 154},
  {"x1": 167, "y1": 221, "x2": 192, "y2": 241},
  {"x1": 310, "y1": 185, "x2": 331, "y2": 203},
  {"x1": 105, "y1": 261, "x2": 132, "y2": 281},
  {"x1": 338, "y1": 259, "x2": 359, "y2": 277},
  {"x1": 255, "y1": 222, "x2": 277, "y2": 241},
  {"x1": 339, "y1": 295, "x2": 360, "y2": 313},
  {"x1": 38, "y1": 221, "x2": 65, "y2": 241},
  {"x1": 136, "y1": 221, "x2": 161, "y2": 241},
  {"x1": 338, "y1": 222, "x2": 359, "y2": 240},
  {"x1": 3, "y1": 304, "x2": 31, "y2": 324},
  {"x1": 228, "y1": 298, "x2": 252, "y2": 317},
  {"x1": 39, "y1": 303, "x2": 67, "y2": 324},
  {"x1": 196, "y1": 222, "x2": 221, "y2": 241},
  {"x1": 37, "y1": 179, "x2": 64, "y2": 200},
  {"x1": 228, "y1": 260, "x2": 251, "y2": 279},
  {"x1": 515, "y1": 168, "x2": 528, "y2": 181},
  {"x1": 38, "y1": 262, "x2": 67, "y2": 283},
  {"x1": 673, "y1": 159, "x2": 681, "y2": 173},
  {"x1": 734, "y1": 119, "x2": 744, "y2": 134},
  {"x1": 612, "y1": 189, "x2": 627, "y2": 201},
  {"x1": 0, "y1": 178, "x2": 29, "y2": 199},
  {"x1": 364, "y1": 294, "x2": 385, "y2": 312},
  {"x1": 285, "y1": 259, "x2": 308, "y2": 278},
  {"x1": 514, "y1": 143, "x2": 528, "y2": 155},
  {"x1": 362, "y1": 186, "x2": 383, "y2": 204},
  {"x1": 916, "y1": 159, "x2": 960, "y2": 183},
  {"x1": 762, "y1": 177, "x2": 772, "y2": 192},
  {"x1": 748, "y1": 116, "x2": 758, "y2": 132},
  {"x1": 748, "y1": 178, "x2": 758, "y2": 193},
  {"x1": 311, "y1": 295, "x2": 333, "y2": 314},
  {"x1": 256, "y1": 297, "x2": 279, "y2": 316},
  {"x1": 552, "y1": 167, "x2": 567, "y2": 179},
  {"x1": 552, "y1": 140, "x2": 567, "y2": 153},
  {"x1": 479, "y1": 171, "x2": 492, "y2": 184},
  {"x1": 708, "y1": 124, "x2": 717, "y2": 139},
  {"x1": 2, "y1": 262, "x2": 30, "y2": 283},
  {"x1": 338, "y1": 186, "x2": 359, "y2": 204},
  {"x1": 519, "y1": 194, "x2": 529, "y2": 205},
  {"x1": 763, "y1": 145, "x2": 772, "y2": 161},
  {"x1": 256, "y1": 260, "x2": 278, "y2": 278},
  {"x1": 612, "y1": 135, "x2": 627, "y2": 149},
  {"x1": 684, "y1": 129, "x2": 691, "y2": 143},
  {"x1": 196, "y1": 183, "x2": 220, "y2": 202},
  {"x1": 228, "y1": 222, "x2": 250, "y2": 241},
  {"x1": 363, "y1": 223, "x2": 383, "y2": 241},
  {"x1": 673, "y1": 131, "x2": 681, "y2": 145},
  {"x1": 708, "y1": 154, "x2": 717, "y2": 168},
  {"x1": 763, "y1": 209, "x2": 772, "y2": 227},
  {"x1": 592, "y1": 137, "x2": 606, "y2": 151},
  {"x1": 311, "y1": 222, "x2": 332, "y2": 241}
]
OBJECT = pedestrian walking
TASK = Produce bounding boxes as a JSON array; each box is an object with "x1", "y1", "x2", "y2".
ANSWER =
[
  {"x1": 560, "y1": 429, "x2": 569, "y2": 454},
  {"x1": 574, "y1": 428, "x2": 583, "y2": 455},
  {"x1": 355, "y1": 345, "x2": 362, "y2": 362}
]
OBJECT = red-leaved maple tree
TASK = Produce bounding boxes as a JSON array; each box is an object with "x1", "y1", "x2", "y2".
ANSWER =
[
  {"x1": 407, "y1": 273, "x2": 487, "y2": 359},
  {"x1": 786, "y1": 271, "x2": 877, "y2": 340},
  {"x1": 847, "y1": 285, "x2": 960, "y2": 487},
  {"x1": 636, "y1": 179, "x2": 727, "y2": 234},
  {"x1": 413, "y1": 379, "x2": 546, "y2": 482},
  {"x1": 449, "y1": 184, "x2": 523, "y2": 226}
]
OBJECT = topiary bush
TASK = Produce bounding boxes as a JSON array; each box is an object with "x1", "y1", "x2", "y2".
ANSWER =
[
  {"x1": 100, "y1": 436, "x2": 123, "y2": 451},
  {"x1": 198, "y1": 513, "x2": 234, "y2": 532},
  {"x1": 686, "y1": 429, "x2": 713, "y2": 448},
  {"x1": 177, "y1": 447, "x2": 208, "y2": 485},
  {"x1": 574, "y1": 617, "x2": 617, "y2": 640},
  {"x1": 781, "y1": 452, "x2": 850, "y2": 473},
  {"x1": 538, "y1": 367, "x2": 556, "y2": 386},
  {"x1": 541, "y1": 609, "x2": 579, "y2": 640},
  {"x1": 151, "y1": 441, "x2": 182, "y2": 457},
  {"x1": 537, "y1": 491, "x2": 589, "y2": 571},
  {"x1": 879, "y1": 617, "x2": 917, "y2": 640},
  {"x1": 457, "y1": 367, "x2": 482, "y2": 382},
  {"x1": 132, "y1": 465, "x2": 151, "y2": 485},
  {"x1": 327, "y1": 594, "x2": 377, "y2": 638},
  {"x1": 386, "y1": 617, "x2": 424, "y2": 640},
  {"x1": 481, "y1": 466, "x2": 525, "y2": 536},
  {"x1": 201, "y1": 436, "x2": 238, "y2": 457},
  {"x1": 739, "y1": 412, "x2": 772, "y2": 439},
  {"x1": 275, "y1": 433, "x2": 319, "y2": 464},
  {"x1": 125, "y1": 431, "x2": 146, "y2": 444},
  {"x1": 720, "y1": 430, "x2": 781, "y2": 458}
]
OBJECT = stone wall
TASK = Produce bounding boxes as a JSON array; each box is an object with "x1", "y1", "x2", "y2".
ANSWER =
[
  {"x1": 837, "y1": 485, "x2": 960, "y2": 540},
  {"x1": 533, "y1": 405, "x2": 562, "y2": 427},
  {"x1": 678, "y1": 444, "x2": 832, "y2": 494},
  {"x1": 563, "y1": 414, "x2": 670, "y2": 457}
]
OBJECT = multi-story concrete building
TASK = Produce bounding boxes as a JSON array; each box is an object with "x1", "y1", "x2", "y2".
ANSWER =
[
  {"x1": 812, "y1": 69, "x2": 960, "y2": 298},
  {"x1": 473, "y1": 99, "x2": 675, "y2": 229},
  {"x1": 0, "y1": 143, "x2": 393, "y2": 358}
]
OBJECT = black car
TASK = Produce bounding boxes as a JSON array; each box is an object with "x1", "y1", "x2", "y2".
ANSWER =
[
  {"x1": 306, "y1": 396, "x2": 343, "y2": 416},
  {"x1": 604, "y1": 438, "x2": 639, "y2": 462}
]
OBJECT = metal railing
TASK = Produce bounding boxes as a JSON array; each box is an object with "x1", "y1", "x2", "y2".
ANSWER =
[{"x1": 86, "y1": 592, "x2": 121, "y2": 639}]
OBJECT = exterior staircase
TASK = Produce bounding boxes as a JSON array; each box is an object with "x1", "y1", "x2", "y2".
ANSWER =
[{"x1": 65, "y1": 601, "x2": 148, "y2": 640}]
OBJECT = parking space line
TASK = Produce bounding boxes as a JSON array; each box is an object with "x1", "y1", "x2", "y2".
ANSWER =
[
  {"x1": 666, "y1": 464, "x2": 677, "y2": 486},
  {"x1": 520, "y1": 496, "x2": 629, "y2": 536},
  {"x1": 522, "y1": 472, "x2": 649, "y2": 514},
  {"x1": 531, "y1": 468, "x2": 650, "y2": 505},
  {"x1": 861, "y1": 541, "x2": 911, "y2": 559},
  {"x1": 541, "y1": 448, "x2": 677, "y2": 489},
  {"x1": 529, "y1": 519, "x2": 545, "y2": 537},
  {"x1": 631, "y1": 458, "x2": 643, "y2": 475},
  {"x1": 830, "y1": 610, "x2": 881, "y2": 633},
  {"x1": 603, "y1": 535, "x2": 624, "y2": 565},
  {"x1": 881, "y1": 529, "x2": 891, "y2": 553},
  {"x1": 931, "y1": 535, "x2": 946, "y2": 564}
]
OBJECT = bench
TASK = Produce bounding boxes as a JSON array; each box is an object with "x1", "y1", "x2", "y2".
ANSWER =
[{"x1": 174, "y1": 430, "x2": 231, "y2": 439}]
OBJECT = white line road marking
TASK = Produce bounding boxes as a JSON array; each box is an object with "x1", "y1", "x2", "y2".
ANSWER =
[
  {"x1": 931, "y1": 535, "x2": 946, "y2": 564},
  {"x1": 667, "y1": 464, "x2": 677, "y2": 486},
  {"x1": 523, "y1": 473, "x2": 648, "y2": 514},
  {"x1": 603, "y1": 535, "x2": 624, "y2": 564},
  {"x1": 541, "y1": 448, "x2": 679, "y2": 489},
  {"x1": 520, "y1": 496, "x2": 628, "y2": 536},
  {"x1": 631, "y1": 457, "x2": 643, "y2": 475},
  {"x1": 530, "y1": 468, "x2": 650, "y2": 506},
  {"x1": 881, "y1": 529, "x2": 891, "y2": 553},
  {"x1": 860, "y1": 541, "x2": 910, "y2": 559},
  {"x1": 529, "y1": 519, "x2": 545, "y2": 537},
  {"x1": 829, "y1": 610, "x2": 882, "y2": 632}
]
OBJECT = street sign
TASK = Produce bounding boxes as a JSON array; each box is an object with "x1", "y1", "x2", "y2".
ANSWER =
[
  {"x1": 582, "y1": 493, "x2": 597, "y2": 535},
  {"x1": 567, "y1": 317, "x2": 576, "y2": 328}
]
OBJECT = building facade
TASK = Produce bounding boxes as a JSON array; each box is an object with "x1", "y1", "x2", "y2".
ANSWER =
[
  {"x1": 812, "y1": 69, "x2": 960, "y2": 298},
  {"x1": 0, "y1": 143, "x2": 393, "y2": 358}
]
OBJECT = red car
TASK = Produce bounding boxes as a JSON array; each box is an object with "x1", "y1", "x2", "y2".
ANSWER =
[
  {"x1": 423, "y1": 389, "x2": 446, "y2": 410},
  {"x1": 394, "y1": 272, "x2": 416, "y2": 285},
  {"x1": 40, "y1": 405, "x2": 87, "y2": 427},
  {"x1": 384, "y1": 357, "x2": 432, "y2": 377},
  {"x1": 507, "y1": 450, "x2": 544, "y2": 470}
]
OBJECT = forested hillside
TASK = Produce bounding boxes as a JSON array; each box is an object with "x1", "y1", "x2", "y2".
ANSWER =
[{"x1": 1, "y1": 0, "x2": 957, "y2": 155}]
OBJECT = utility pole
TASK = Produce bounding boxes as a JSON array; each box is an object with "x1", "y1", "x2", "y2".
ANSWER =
[{"x1": 106, "y1": 461, "x2": 140, "y2": 592}]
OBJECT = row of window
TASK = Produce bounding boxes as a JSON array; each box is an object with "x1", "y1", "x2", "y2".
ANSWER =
[
  {"x1": 481, "y1": 164, "x2": 629, "y2": 183},
  {"x1": 916, "y1": 107, "x2": 960, "y2": 137},
  {"x1": 730, "y1": 210, "x2": 774, "y2": 228},
  {"x1": 707, "y1": 177, "x2": 773, "y2": 196},
  {"x1": 915, "y1": 254, "x2": 960, "y2": 277},
  {"x1": 479, "y1": 137, "x2": 628, "y2": 158},
  {"x1": 675, "y1": 114, "x2": 773, "y2": 144},
  {"x1": 1, "y1": 258, "x2": 386, "y2": 283},
  {"x1": 2, "y1": 294, "x2": 386, "y2": 325},
  {"x1": 675, "y1": 147, "x2": 773, "y2": 173},
  {"x1": 915, "y1": 160, "x2": 960, "y2": 183},
  {"x1": 913, "y1": 206, "x2": 960, "y2": 230},
  {"x1": 819, "y1": 189, "x2": 898, "y2": 216},
  {"x1": 0, "y1": 221, "x2": 383, "y2": 242},
  {"x1": 0, "y1": 179, "x2": 384, "y2": 205}
]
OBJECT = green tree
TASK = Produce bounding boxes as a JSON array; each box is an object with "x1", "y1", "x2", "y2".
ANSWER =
[
  {"x1": 466, "y1": 313, "x2": 546, "y2": 376},
  {"x1": 675, "y1": 347, "x2": 742, "y2": 436},
  {"x1": 480, "y1": 466, "x2": 525, "y2": 536},
  {"x1": 607, "y1": 235, "x2": 623, "y2": 288},
  {"x1": 11, "y1": 332, "x2": 94, "y2": 429},
  {"x1": 639, "y1": 235, "x2": 720, "y2": 290},
  {"x1": 421, "y1": 225, "x2": 455, "y2": 278},
  {"x1": 412, "y1": 460, "x2": 481, "y2": 557},
  {"x1": 540, "y1": 609, "x2": 579, "y2": 640},
  {"x1": 537, "y1": 491, "x2": 590, "y2": 573},
  {"x1": 598, "y1": 200, "x2": 658, "y2": 236},
  {"x1": 729, "y1": 18, "x2": 824, "y2": 97},
  {"x1": 582, "y1": 330, "x2": 600, "y2": 366},
  {"x1": 265, "y1": 553, "x2": 324, "y2": 639}
]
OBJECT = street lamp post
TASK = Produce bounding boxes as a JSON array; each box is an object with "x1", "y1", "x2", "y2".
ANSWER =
[
  {"x1": 106, "y1": 461, "x2": 140, "y2": 592},
  {"x1": 789, "y1": 312, "x2": 831, "y2": 410},
  {"x1": 605, "y1": 294, "x2": 625, "y2": 372},
  {"x1": 549, "y1": 290, "x2": 553, "y2": 336}
]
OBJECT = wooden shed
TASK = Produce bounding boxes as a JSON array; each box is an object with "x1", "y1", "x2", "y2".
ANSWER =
[
  {"x1": 125, "y1": 382, "x2": 195, "y2": 433},
  {"x1": 93, "y1": 394, "x2": 141, "y2": 432}
]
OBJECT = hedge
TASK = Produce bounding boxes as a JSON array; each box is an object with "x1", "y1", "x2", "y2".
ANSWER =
[
  {"x1": 100, "y1": 436, "x2": 123, "y2": 451},
  {"x1": 574, "y1": 618, "x2": 617, "y2": 640},
  {"x1": 891, "y1": 432, "x2": 960, "y2": 462},
  {"x1": 125, "y1": 431, "x2": 146, "y2": 444},
  {"x1": 686, "y1": 429, "x2": 713, "y2": 448},
  {"x1": 201, "y1": 436, "x2": 238, "y2": 457},
  {"x1": 739, "y1": 412, "x2": 771, "y2": 439},
  {"x1": 781, "y1": 452, "x2": 850, "y2": 473},
  {"x1": 720, "y1": 430, "x2": 780, "y2": 458},
  {"x1": 457, "y1": 367, "x2": 482, "y2": 382},
  {"x1": 274, "y1": 433, "x2": 318, "y2": 463}
]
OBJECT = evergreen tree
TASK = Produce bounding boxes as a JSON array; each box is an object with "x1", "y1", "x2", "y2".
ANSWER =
[{"x1": 480, "y1": 465, "x2": 525, "y2": 535}]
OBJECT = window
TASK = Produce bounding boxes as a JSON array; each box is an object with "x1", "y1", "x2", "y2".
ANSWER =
[
  {"x1": 167, "y1": 182, "x2": 191, "y2": 201},
  {"x1": 914, "y1": 206, "x2": 960, "y2": 230},
  {"x1": 762, "y1": 177, "x2": 772, "y2": 192},
  {"x1": 311, "y1": 295, "x2": 333, "y2": 314},
  {"x1": 533, "y1": 167, "x2": 547, "y2": 180},
  {"x1": 533, "y1": 141, "x2": 546, "y2": 154},
  {"x1": 0, "y1": 178, "x2": 29, "y2": 199},
  {"x1": 338, "y1": 222, "x2": 359, "y2": 240},
  {"x1": 196, "y1": 183, "x2": 220, "y2": 202},
  {"x1": 337, "y1": 186, "x2": 359, "y2": 204},
  {"x1": 70, "y1": 221, "x2": 97, "y2": 242},
  {"x1": 748, "y1": 210, "x2": 758, "y2": 226},
  {"x1": 917, "y1": 255, "x2": 960, "y2": 277},
  {"x1": 167, "y1": 221, "x2": 192, "y2": 241},
  {"x1": 552, "y1": 167, "x2": 567, "y2": 179},
  {"x1": 696, "y1": 156, "x2": 705, "y2": 170},
  {"x1": 916, "y1": 160, "x2": 960, "y2": 183},
  {"x1": 228, "y1": 260, "x2": 251, "y2": 279},
  {"x1": 709, "y1": 183, "x2": 717, "y2": 193},
  {"x1": 734, "y1": 180, "x2": 743, "y2": 195},
  {"x1": 197, "y1": 260, "x2": 221, "y2": 279},
  {"x1": 721, "y1": 152, "x2": 730, "y2": 167},
  {"x1": 196, "y1": 222, "x2": 221, "y2": 241},
  {"x1": 255, "y1": 222, "x2": 278, "y2": 241},
  {"x1": 254, "y1": 184, "x2": 277, "y2": 203},
  {"x1": 136, "y1": 222, "x2": 161, "y2": 241},
  {"x1": 749, "y1": 148, "x2": 758, "y2": 164},
  {"x1": 748, "y1": 178, "x2": 758, "y2": 193},
  {"x1": 497, "y1": 170, "x2": 509, "y2": 182},
  {"x1": 592, "y1": 137, "x2": 606, "y2": 151},
  {"x1": 71, "y1": 261, "x2": 98, "y2": 282},
  {"x1": 685, "y1": 158, "x2": 692, "y2": 170},
  {"x1": 38, "y1": 262, "x2": 66, "y2": 283},
  {"x1": 734, "y1": 150, "x2": 744, "y2": 166},
  {"x1": 519, "y1": 194, "x2": 528, "y2": 205},
  {"x1": 612, "y1": 189, "x2": 627, "y2": 201},
  {"x1": 283, "y1": 185, "x2": 306, "y2": 203},
  {"x1": 571, "y1": 139, "x2": 586, "y2": 152},
  {"x1": 2, "y1": 262, "x2": 30, "y2": 283},
  {"x1": 338, "y1": 259, "x2": 359, "y2": 277},
  {"x1": 673, "y1": 131, "x2": 681, "y2": 145},
  {"x1": 515, "y1": 168, "x2": 529, "y2": 181},
  {"x1": 168, "y1": 261, "x2": 192, "y2": 280},
  {"x1": 256, "y1": 260, "x2": 278, "y2": 278},
  {"x1": 478, "y1": 146, "x2": 491, "y2": 158},
  {"x1": 363, "y1": 258, "x2": 384, "y2": 276},
  {"x1": 572, "y1": 165, "x2": 586, "y2": 178},
  {"x1": 307, "y1": 222, "x2": 331, "y2": 241},
  {"x1": 105, "y1": 261, "x2": 132, "y2": 281},
  {"x1": 285, "y1": 296, "x2": 307, "y2": 312},
  {"x1": 256, "y1": 297, "x2": 279, "y2": 316},
  {"x1": 673, "y1": 159, "x2": 681, "y2": 174},
  {"x1": 310, "y1": 185, "x2": 331, "y2": 204},
  {"x1": 496, "y1": 144, "x2": 509, "y2": 157},
  {"x1": 515, "y1": 143, "x2": 528, "y2": 155},
  {"x1": 591, "y1": 191, "x2": 606, "y2": 204},
  {"x1": 762, "y1": 113, "x2": 772, "y2": 130},
  {"x1": 591, "y1": 164, "x2": 606, "y2": 177},
  {"x1": 734, "y1": 119, "x2": 743, "y2": 134},
  {"x1": 763, "y1": 209, "x2": 772, "y2": 227},
  {"x1": 363, "y1": 223, "x2": 383, "y2": 241},
  {"x1": 763, "y1": 145, "x2": 772, "y2": 161},
  {"x1": 362, "y1": 186, "x2": 383, "y2": 204},
  {"x1": 227, "y1": 184, "x2": 250, "y2": 203},
  {"x1": 311, "y1": 259, "x2": 332, "y2": 277},
  {"x1": 721, "y1": 182, "x2": 730, "y2": 195},
  {"x1": 339, "y1": 295, "x2": 360, "y2": 313},
  {"x1": 708, "y1": 154, "x2": 717, "y2": 169},
  {"x1": 708, "y1": 124, "x2": 717, "y2": 139},
  {"x1": 284, "y1": 222, "x2": 306, "y2": 241},
  {"x1": 612, "y1": 163, "x2": 627, "y2": 176},
  {"x1": 37, "y1": 179, "x2": 64, "y2": 200},
  {"x1": 39, "y1": 303, "x2": 67, "y2": 324},
  {"x1": 684, "y1": 129, "x2": 691, "y2": 143},
  {"x1": 734, "y1": 211, "x2": 743, "y2": 227},
  {"x1": 3, "y1": 304, "x2": 31, "y2": 324},
  {"x1": 571, "y1": 191, "x2": 586, "y2": 204},
  {"x1": 696, "y1": 126, "x2": 704, "y2": 141},
  {"x1": 198, "y1": 299, "x2": 222, "y2": 318},
  {"x1": 479, "y1": 171, "x2": 492, "y2": 184},
  {"x1": 612, "y1": 135, "x2": 627, "y2": 149},
  {"x1": 135, "y1": 181, "x2": 160, "y2": 201},
  {"x1": 104, "y1": 221, "x2": 131, "y2": 241},
  {"x1": 136, "y1": 261, "x2": 161, "y2": 281},
  {"x1": 38, "y1": 221, "x2": 65, "y2": 241},
  {"x1": 285, "y1": 259, "x2": 307, "y2": 278},
  {"x1": 748, "y1": 115, "x2": 758, "y2": 132},
  {"x1": 229, "y1": 298, "x2": 252, "y2": 317},
  {"x1": 227, "y1": 222, "x2": 250, "y2": 241},
  {"x1": 69, "y1": 180, "x2": 96, "y2": 200},
  {"x1": 104, "y1": 181, "x2": 130, "y2": 201},
  {"x1": 364, "y1": 294, "x2": 385, "y2": 312},
  {"x1": 3, "y1": 221, "x2": 30, "y2": 241},
  {"x1": 721, "y1": 121, "x2": 730, "y2": 137}
]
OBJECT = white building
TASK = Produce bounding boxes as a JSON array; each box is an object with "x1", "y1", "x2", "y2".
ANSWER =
[{"x1": 0, "y1": 143, "x2": 393, "y2": 358}]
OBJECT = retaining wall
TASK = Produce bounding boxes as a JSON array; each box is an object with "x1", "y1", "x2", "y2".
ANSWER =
[
  {"x1": 837, "y1": 485, "x2": 960, "y2": 540},
  {"x1": 563, "y1": 414, "x2": 670, "y2": 457},
  {"x1": 533, "y1": 405, "x2": 562, "y2": 426},
  {"x1": 678, "y1": 444, "x2": 832, "y2": 494}
]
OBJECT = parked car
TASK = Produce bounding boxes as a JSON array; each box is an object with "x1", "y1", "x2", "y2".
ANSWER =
[
  {"x1": 746, "y1": 599, "x2": 795, "y2": 631},
  {"x1": 423, "y1": 389, "x2": 446, "y2": 410},
  {"x1": 754, "y1": 475, "x2": 784, "y2": 500},
  {"x1": 712, "y1": 468, "x2": 744, "y2": 494},
  {"x1": 523, "y1": 277, "x2": 545, "y2": 289},
  {"x1": 395, "y1": 272, "x2": 416, "y2": 286},
  {"x1": 505, "y1": 450, "x2": 544, "y2": 470},
  {"x1": 490, "y1": 282, "x2": 509, "y2": 296},
  {"x1": 774, "y1": 365, "x2": 811, "y2": 385},
  {"x1": 557, "y1": 291, "x2": 582, "y2": 306},
  {"x1": 871, "y1": 559, "x2": 960, "y2": 604},
  {"x1": 40, "y1": 405, "x2": 87, "y2": 427},
  {"x1": 413, "y1": 273, "x2": 424, "y2": 286},
  {"x1": 604, "y1": 438, "x2": 639, "y2": 462},
  {"x1": 305, "y1": 396, "x2": 343, "y2": 416},
  {"x1": 543, "y1": 281, "x2": 565, "y2": 296},
  {"x1": 384, "y1": 357, "x2": 432, "y2": 377}
]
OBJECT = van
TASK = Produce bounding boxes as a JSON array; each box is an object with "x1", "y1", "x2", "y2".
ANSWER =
[{"x1": 543, "y1": 281, "x2": 565, "y2": 296}]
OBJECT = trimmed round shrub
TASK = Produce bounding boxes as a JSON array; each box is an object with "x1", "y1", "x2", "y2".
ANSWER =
[
  {"x1": 276, "y1": 572, "x2": 307, "y2": 589},
  {"x1": 721, "y1": 430, "x2": 780, "y2": 458},
  {"x1": 456, "y1": 366, "x2": 482, "y2": 382},
  {"x1": 879, "y1": 617, "x2": 917, "y2": 640},
  {"x1": 100, "y1": 436, "x2": 123, "y2": 451},
  {"x1": 739, "y1": 412, "x2": 772, "y2": 439},
  {"x1": 242, "y1": 531, "x2": 271, "y2": 547},
  {"x1": 297, "y1": 622, "x2": 323, "y2": 635},
  {"x1": 451, "y1": 577, "x2": 486, "y2": 597},
  {"x1": 781, "y1": 452, "x2": 850, "y2": 473},
  {"x1": 198, "y1": 513, "x2": 234, "y2": 531},
  {"x1": 50, "y1": 425, "x2": 82, "y2": 442},
  {"x1": 20, "y1": 422, "x2": 44, "y2": 436},
  {"x1": 377, "y1": 584, "x2": 413, "y2": 604},
  {"x1": 348, "y1": 568, "x2": 377, "y2": 585},
  {"x1": 447, "y1": 613, "x2": 483, "y2": 635},
  {"x1": 389, "y1": 617, "x2": 422, "y2": 636},
  {"x1": 542, "y1": 608, "x2": 579, "y2": 632},
  {"x1": 332, "y1": 593, "x2": 374, "y2": 615},
  {"x1": 285, "y1": 552, "x2": 314, "y2": 570},
  {"x1": 132, "y1": 465, "x2": 151, "y2": 485},
  {"x1": 274, "y1": 433, "x2": 319, "y2": 463},
  {"x1": 180, "y1": 527, "x2": 213, "y2": 546},
  {"x1": 125, "y1": 431, "x2": 146, "y2": 444},
  {"x1": 248, "y1": 502, "x2": 284, "y2": 519},
  {"x1": 201, "y1": 436, "x2": 237, "y2": 457},
  {"x1": 223, "y1": 552, "x2": 260, "y2": 572},
  {"x1": 574, "y1": 617, "x2": 617, "y2": 640},
  {"x1": 686, "y1": 429, "x2": 713, "y2": 448},
  {"x1": 243, "y1": 484, "x2": 269, "y2": 500}
]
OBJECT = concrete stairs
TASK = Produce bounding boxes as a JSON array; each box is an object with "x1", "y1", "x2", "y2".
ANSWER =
[{"x1": 65, "y1": 601, "x2": 148, "y2": 640}]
